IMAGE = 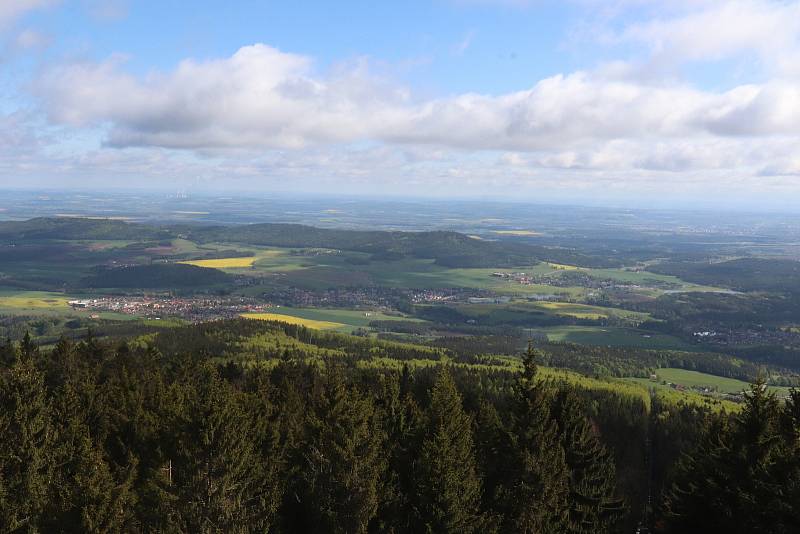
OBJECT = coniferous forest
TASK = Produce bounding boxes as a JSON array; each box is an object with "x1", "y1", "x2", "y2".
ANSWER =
[{"x1": 1, "y1": 320, "x2": 799, "y2": 533}]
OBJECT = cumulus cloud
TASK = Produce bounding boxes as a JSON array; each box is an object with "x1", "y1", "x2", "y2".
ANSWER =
[
  {"x1": 607, "y1": 0, "x2": 800, "y2": 77},
  {"x1": 35, "y1": 43, "x2": 800, "y2": 155}
]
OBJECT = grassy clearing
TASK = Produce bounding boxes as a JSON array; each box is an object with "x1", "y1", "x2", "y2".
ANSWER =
[
  {"x1": 241, "y1": 312, "x2": 345, "y2": 330},
  {"x1": 529, "y1": 301, "x2": 651, "y2": 322},
  {"x1": 629, "y1": 368, "x2": 792, "y2": 396},
  {"x1": 535, "y1": 325, "x2": 694, "y2": 350},
  {"x1": 586, "y1": 268, "x2": 722, "y2": 292}
]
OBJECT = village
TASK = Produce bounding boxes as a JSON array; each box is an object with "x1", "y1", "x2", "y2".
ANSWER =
[{"x1": 69, "y1": 296, "x2": 272, "y2": 322}]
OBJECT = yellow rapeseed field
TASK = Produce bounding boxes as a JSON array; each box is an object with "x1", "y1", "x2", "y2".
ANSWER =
[
  {"x1": 241, "y1": 313, "x2": 344, "y2": 330},
  {"x1": 534, "y1": 301, "x2": 609, "y2": 319},
  {"x1": 0, "y1": 292, "x2": 69, "y2": 310},
  {"x1": 546, "y1": 262, "x2": 581, "y2": 270},
  {"x1": 180, "y1": 257, "x2": 257, "y2": 268}
]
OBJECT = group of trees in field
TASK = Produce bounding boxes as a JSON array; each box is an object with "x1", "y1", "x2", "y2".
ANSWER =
[{"x1": 1, "y1": 320, "x2": 799, "y2": 532}]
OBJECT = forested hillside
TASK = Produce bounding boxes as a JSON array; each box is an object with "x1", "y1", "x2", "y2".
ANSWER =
[
  {"x1": 81, "y1": 263, "x2": 233, "y2": 289},
  {"x1": 650, "y1": 258, "x2": 800, "y2": 294},
  {"x1": 1, "y1": 320, "x2": 797, "y2": 532},
  {"x1": 0, "y1": 217, "x2": 618, "y2": 269}
]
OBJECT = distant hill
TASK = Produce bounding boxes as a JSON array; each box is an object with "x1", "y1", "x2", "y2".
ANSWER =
[
  {"x1": 82, "y1": 263, "x2": 232, "y2": 289},
  {"x1": 0, "y1": 217, "x2": 169, "y2": 241},
  {"x1": 190, "y1": 223, "x2": 620, "y2": 268},
  {"x1": 0, "y1": 217, "x2": 620, "y2": 268},
  {"x1": 650, "y1": 258, "x2": 800, "y2": 294}
]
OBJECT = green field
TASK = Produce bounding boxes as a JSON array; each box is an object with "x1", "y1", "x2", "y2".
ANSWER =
[
  {"x1": 628, "y1": 368, "x2": 792, "y2": 396},
  {"x1": 527, "y1": 301, "x2": 651, "y2": 322},
  {"x1": 0, "y1": 289, "x2": 75, "y2": 316},
  {"x1": 534, "y1": 325, "x2": 694, "y2": 350}
]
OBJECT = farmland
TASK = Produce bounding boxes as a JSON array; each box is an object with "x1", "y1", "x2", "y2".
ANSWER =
[
  {"x1": 241, "y1": 312, "x2": 346, "y2": 331},
  {"x1": 627, "y1": 368, "x2": 793, "y2": 396},
  {"x1": 534, "y1": 325, "x2": 694, "y2": 350},
  {"x1": 179, "y1": 256, "x2": 257, "y2": 269}
]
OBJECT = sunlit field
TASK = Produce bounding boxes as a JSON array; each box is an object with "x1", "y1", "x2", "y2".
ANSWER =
[
  {"x1": 180, "y1": 257, "x2": 257, "y2": 268},
  {"x1": 241, "y1": 312, "x2": 345, "y2": 330}
]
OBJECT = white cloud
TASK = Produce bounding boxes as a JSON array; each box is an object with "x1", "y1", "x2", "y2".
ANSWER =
[
  {"x1": 34, "y1": 44, "x2": 800, "y2": 155},
  {"x1": 613, "y1": 0, "x2": 800, "y2": 77},
  {"x1": 0, "y1": 0, "x2": 57, "y2": 28}
]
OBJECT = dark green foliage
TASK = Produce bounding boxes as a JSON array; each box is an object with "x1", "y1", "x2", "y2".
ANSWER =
[
  {"x1": 0, "y1": 355, "x2": 53, "y2": 532},
  {"x1": 298, "y1": 364, "x2": 386, "y2": 533},
  {"x1": 413, "y1": 367, "x2": 488, "y2": 533},
  {"x1": 497, "y1": 347, "x2": 570, "y2": 533},
  {"x1": 650, "y1": 258, "x2": 800, "y2": 294},
  {"x1": 82, "y1": 263, "x2": 232, "y2": 288},
  {"x1": 0, "y1": 320, "x2": 650, "y2": 532},
  {"x1": 552, "y1": 389, "x2": 625, "y2": 532},
  {"x1": 0, "y1": 217, "x2": 168, "y2": 242},
  {"x1": 158, "y1": 364, "x2": 279, "y2": 532},
  {"x1": 663, "y1": 379, "x2": 800, "y2": 533}
]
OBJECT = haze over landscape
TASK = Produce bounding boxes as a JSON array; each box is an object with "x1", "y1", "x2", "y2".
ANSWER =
[{"x1": 2, "y1": 2, "x2": 800, "y2": 533}]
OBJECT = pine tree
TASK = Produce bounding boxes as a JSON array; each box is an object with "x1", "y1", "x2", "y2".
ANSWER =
[
  {"x1": 299, "y1": 363, "x2": 386, "y2": 534},
  {"x1": 499, "y1": 345, "x2": 570, "y2": 533},
  {"x1": 552, "y1": 388, "x2": 624, "y2": 533},
  {"x1": 0, "y1": 354, "x2": 53, "y2": 531},
  {"x1": 413, "y1": 366, "x2": 488, "y2": 533}
]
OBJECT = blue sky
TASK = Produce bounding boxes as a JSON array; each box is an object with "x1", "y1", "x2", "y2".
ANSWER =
[{"x1": 2, "y1": 0, "x2": 800, "y2": 208}]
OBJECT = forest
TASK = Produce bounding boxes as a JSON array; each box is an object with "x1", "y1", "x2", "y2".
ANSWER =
[{"x1": 1, "y1": 319, "x2": 798, "y2": 533}]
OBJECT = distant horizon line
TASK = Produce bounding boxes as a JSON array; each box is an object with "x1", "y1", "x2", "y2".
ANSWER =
[{"x1": 2, "y1": 185, "x2": 800, "y2": 217}]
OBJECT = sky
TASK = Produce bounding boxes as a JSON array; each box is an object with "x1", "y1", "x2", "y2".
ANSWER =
[{"x1": 1, "y1": 0, "x2": 800, "y2": 209}]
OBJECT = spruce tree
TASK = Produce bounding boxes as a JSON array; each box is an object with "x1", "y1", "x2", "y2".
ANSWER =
[
  {"x1": 44, "y1": 385, "x2": 137, "y2": 534},
  {"x1": 299, "y1": 363, "x2": 386, "y2": 534},
  {"x1": 499, "y1": 345, "x2": 570, "y2": 533},
  {"x1": 161, "y1": 364, "x2": 277, "y2": 532},
  {"x1": 413, "y1": 366, "x2": 487, "y2": 533},
  {"x1": 0, "y1": 354, "x2": 53, "y2": 531},
  {"x1": 552, "y1": 388, "x2": 624, "y2": 533}
]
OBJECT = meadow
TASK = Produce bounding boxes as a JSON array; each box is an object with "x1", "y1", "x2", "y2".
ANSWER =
[
  {"x1": 628, "y1": 368, "x2": 792, "y2": 396},
  {"x1": 533, "y1": 325, "x2": 694, "y2": 351}
]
